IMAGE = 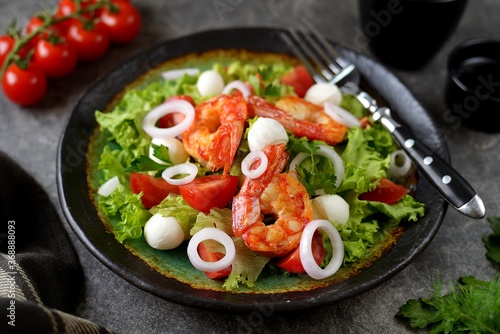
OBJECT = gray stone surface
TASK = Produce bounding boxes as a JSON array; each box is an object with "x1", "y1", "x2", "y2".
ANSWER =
[{"x1": 1, "y1": 0, "x2": 499, "y2": 333}]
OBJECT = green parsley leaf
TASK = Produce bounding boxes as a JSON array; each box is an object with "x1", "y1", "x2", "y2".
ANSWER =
[{"x1": 483, "y1": 216, "x2": 500, "y2": 264}]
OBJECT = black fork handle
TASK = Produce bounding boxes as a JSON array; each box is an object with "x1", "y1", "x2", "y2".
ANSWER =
[{"x1": 359, "y1": 93, "x2": 485, "y2": 219}]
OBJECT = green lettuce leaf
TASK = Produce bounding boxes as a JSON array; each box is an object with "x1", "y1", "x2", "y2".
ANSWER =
[{"x1": 150, "y1": 194, "x2": 199, "y2": 240}]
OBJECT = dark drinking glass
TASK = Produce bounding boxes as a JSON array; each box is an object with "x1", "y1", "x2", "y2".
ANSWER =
[{"x1": 358, "y1": 0, "x2": 468, "y2": 70}]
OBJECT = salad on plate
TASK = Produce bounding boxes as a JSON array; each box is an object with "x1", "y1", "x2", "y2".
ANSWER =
[{"x1": 88, "y1": 49, "x2": 425, "y2": 292}]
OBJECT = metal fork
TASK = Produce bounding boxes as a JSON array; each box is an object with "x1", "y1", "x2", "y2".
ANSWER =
[{"x1": 280, "y1": 21, "x2": 485, "y2": 219}]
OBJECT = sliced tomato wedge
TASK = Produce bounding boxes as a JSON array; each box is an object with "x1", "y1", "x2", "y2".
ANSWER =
[
  {"x1": 276, "y1": 231, "x2": 324, "y2": 274},
  {"x1": 197, "y1": 242, "x2": 232, "y2": 279},
  {"x1": 359, "y1": 177, "x2": 408, "y2": 204},
  {"x1": 280, "y1": 65, "x2": 315, "y2": 98},
  {"x1": 179, "y1": 174, "x2": 239, "y2": 214},
  {"x1": 129, "y1": 172, "x2": 180, "y2": 208}
]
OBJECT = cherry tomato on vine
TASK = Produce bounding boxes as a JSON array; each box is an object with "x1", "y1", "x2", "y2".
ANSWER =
[
  {"x1": 0, "y1": 35, "x2": 15, "y2": 67},
  {"x1": 2, "y1": 62, "x2": 47, "y2": 106},
  {"x1": 25, "y1": 15, "x2": 59, "y2": 46},
  {"x1": 33, "y1": 38, "x2": 78, "y2": 78},
  {"x1": 53, "y1": 0, "x2": 94, "y2": 33},
  {"x1": 66, "y1": 20, "x2": 109, "y2": 62},
  {"x1": 100, "y1": 2, "x2": 141, "y2": 44}
]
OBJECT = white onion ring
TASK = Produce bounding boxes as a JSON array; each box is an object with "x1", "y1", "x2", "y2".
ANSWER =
[
  {"x1": 142, "y1": 100, "x2": 195, "y2": 139},
  {"x1": 161, "y1": 68, "x2": 200, "y2": 80},
  {"x1": 97, "y1": 176, "x2": 120, "y2": 196},
  {"x1": 300, "y1": 219, "x2": 344, "y2": 280},
  {"x1": 389, "y1": 150, "x2": 413, "y2": 178},
  {"x1": 222, "y1": 80, "x2": 251, "y2": 100},
  {"x1": 161, "y1": 163, "x2": 198, "y2": 185},
  {"x1": 241, "y1": 150, "x2": 268, "y2": 179},
  {"x1": 187, "y1": 228, "x2": 236, "y2": 272},
  {"x1": 289, "y1": 145, "x2": 345, "y2": 189},
  {"x1": 324, "y1": 102, "x2": 361, "y2": 128}
]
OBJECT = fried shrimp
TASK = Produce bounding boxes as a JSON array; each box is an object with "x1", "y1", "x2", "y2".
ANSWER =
[
  {"x1": 232, "y1": 144, "x2": 313, "y2": 257},
  {"x1": 182, "y1": 94, "x2": 247, "y2": 175},
  {"x1": 247, "y1": 95, "x2": 347, "y2": 146}
]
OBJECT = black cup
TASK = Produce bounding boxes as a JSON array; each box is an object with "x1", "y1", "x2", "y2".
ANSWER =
[
  {"x1": 444, "y1": 38, "x2": 500, "y2": 132},
  {"x1": 358, "y1": 0, "x2": 468, "y2": 70}
]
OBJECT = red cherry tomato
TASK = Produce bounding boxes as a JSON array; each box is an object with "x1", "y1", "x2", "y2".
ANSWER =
[
  {"x1": 280, "y1": 65, "x2": 315, "y2": 98},
  {"x1": 66, "y1": 20, "x2": 109, "y2": 62},
  {"x1": 179, "y1": 175, "x2": 239, "y2": 214},
  {"x1": 197, "y1": 242, "x2": 232, "y2": 280},
  {"x1": 0, "y1": 35, "x2": 15, "y2": 67},
  {"x1": 359, "y1": 177, "x2": 409, "y2": 204},
  {"x1": 34, "y1": 39, "x2": 78, "y2": 78},
  {"x1": 129, "y1": 172, "x2": 180, "y2": 209},
  {"x1": 2, "y1": 62, "x2": 47, "y2": 106},
  {"x1": 100, "y1": 2, "x2": 141, "y2": 44},
  {"x1": 276, "y1": 231, "x2": 324, "y2": 274},
  {"x1": 25, "y1": 16, "x2": 59, "y2": 48},
  {"x1": 53, "y1": 0, "x2": 94, "y2": 33},
  {"x1": 158, "y1": 95, "x2": 195, "y2": 128}
]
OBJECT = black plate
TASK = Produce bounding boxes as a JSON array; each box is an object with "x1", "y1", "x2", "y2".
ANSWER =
[{"x1": 56, "y1": 27, "x2": 447, "y2": 312}]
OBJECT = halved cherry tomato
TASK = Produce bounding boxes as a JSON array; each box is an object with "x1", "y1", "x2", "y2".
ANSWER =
[
  {"x1": 129, "y1": 172, "x2": 180, "y2": 209},
  {"x1": 34, "y1": 38, "x2": 78, "y2": 78},
  {"x1": 276, "y1": 231, "x2": 324, "y2": 274},
  {"x1": 2, "y1": 62, "x2": 47, "y2": 106},
  {"x1": 158, "y1": 95, "x2": 195, "y2": 128},
  {"x1": 100, "y1": 2, "x2": 141, "y2": 44},
  {"x1": 66, "y1": 20, "x2": 109, "y2": 62},
  {"x1": 280, "y1": 65, "x2": 314, "y2": 98},
  {"x1": 359, "y1": 177, "x2": 408, "y2": 204},
  {"x1": 197, "y1": 242, "x2": 232, "y2": 280},
  {"x1": 179, "y1": 175, "x2": 239, "y2": 214}
]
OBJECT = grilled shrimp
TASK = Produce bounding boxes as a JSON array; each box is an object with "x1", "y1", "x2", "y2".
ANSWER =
[
  {"x1": 182, "y1": 94, "x2": 248, "y2": 175},
  {"x1": 247, "y1": 95, "x2": 346, "y2": 146},
  {"x1": 232, "y1": 143, "x2": 313, "y2": 257}
]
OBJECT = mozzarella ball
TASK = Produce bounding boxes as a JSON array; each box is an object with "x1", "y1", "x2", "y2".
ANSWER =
[
  {"x1": 304, "y1": 83, "x2": 342, "y2": 106},
  {"x1": 149, "y1": 137, "x2": 189, "y2": 165},
  {"x1": 247, "y1": 117, "x2": 288, "y2": 152},
  {"x1": 197, "y1": 70, "x2": 225, "y2": 97},
  {"x1": 144, "y1": 214, "x2": 185, "y2": 250},
  {"x1": 311, "y1": 194, "x2": 350, "y2": 227}
]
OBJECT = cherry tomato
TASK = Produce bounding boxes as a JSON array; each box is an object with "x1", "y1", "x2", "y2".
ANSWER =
[
  {"x1": 276, "y1": 231, "x2": 324, "y2": 274},
  {"x1": 66, "y1": 20, "x2": 109, "y2": 62},
  {"x1": 197, "y1": 242, "x2": 232, "y2": 280},
  {"x1": 158, "y1": 95, "x2": 195, "y2": 128},
  {"x1": 100, "y1": 2, "x2": 141, "y2": 44},
  {"x1": 280, "y1": 65, "x2": 315, "y2": 98},
  {"x1": 359, "y1": 177, "x2": 409, "y2": 204},
  {"x1": 2, "y1": 62, "x2": 47, "y2": 106},
  {"x1": 53, "y1": 0, "x2": 94, "y2": 33},
  {"x1": 179, "y1": 175, "x2": 239, "y2": 214},
  {"x1": 0, "y1": 35, "x2": 15, "y2": 67},
  {"x1": 130, "y1": 172, "x2": 180, "y2": 209},
  {"x1": 25, "y1": 16, "x2": 59, "y2": 47},
  {"x1": 34, "y1": 38, "x2": 78, "y2": 78}
]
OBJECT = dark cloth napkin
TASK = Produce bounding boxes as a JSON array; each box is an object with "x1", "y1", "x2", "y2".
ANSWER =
[{"x1": 0, "y1": 151, "x2": 113, "y2": 333}]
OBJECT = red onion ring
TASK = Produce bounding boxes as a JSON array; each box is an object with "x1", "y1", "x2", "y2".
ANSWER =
[
  {"x1": 142, "y1": 100, "x2": 195, "y2": 139},
  {"x1": 187, "y1": 228, "x2": 235, "y2": 272},
  {"x1": 161, "y1": 163, "x2": 198, "y2": 185},
  {"x1": 241, "y1": 150, "x2": 268, "y2": 179},
  {"x1": 300, "y1": 219, "x2": 344, "y2": 280},
  {"x1": 324, "y1": 102, "x2": 361, "y2": 128}
]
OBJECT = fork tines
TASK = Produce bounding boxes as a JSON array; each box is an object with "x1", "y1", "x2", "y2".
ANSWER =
[{"x1": 280, "y1": 20, "x2": 354, "y2": 85}]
